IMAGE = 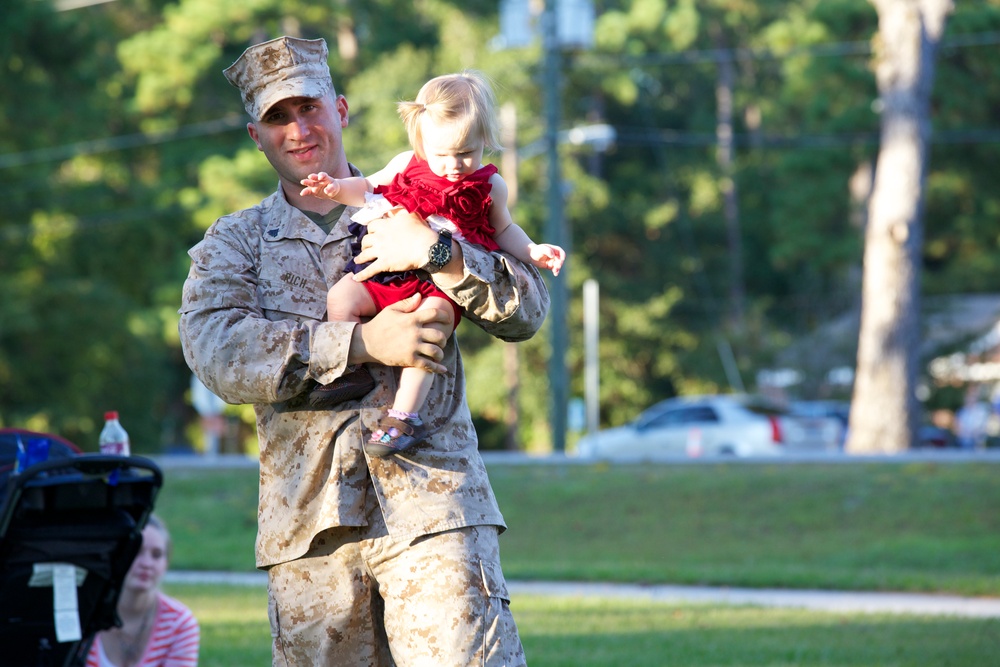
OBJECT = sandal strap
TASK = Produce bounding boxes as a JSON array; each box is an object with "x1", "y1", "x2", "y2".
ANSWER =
[{"x1": 377, "y1": 415, "x2": 416, "y2": 437}]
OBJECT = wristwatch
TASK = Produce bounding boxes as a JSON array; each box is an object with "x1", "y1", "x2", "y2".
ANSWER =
[{"x1": 421, "y1": 229, "x2": 453, "y2": 274}]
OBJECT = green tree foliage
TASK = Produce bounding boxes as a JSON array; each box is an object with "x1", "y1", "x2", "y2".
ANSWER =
[
  {"x1": 0, "y1": 0, "x2": 196, "y2": 448},
  {"x1": 2, "y1": 0, "x2": 999, "y2": 451}
]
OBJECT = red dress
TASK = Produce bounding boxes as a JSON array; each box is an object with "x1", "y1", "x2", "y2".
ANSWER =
[
  {"x1": 377, "y1": 155, "x2": 500, "y2": 251},
  {"x1": 347, "y1": 156, "x2": 500, "y2": 327}
]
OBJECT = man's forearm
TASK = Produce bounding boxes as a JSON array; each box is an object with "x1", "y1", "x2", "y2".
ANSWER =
[{"x1": 442, "y1": 241, "x2": 550, "y2": 342}]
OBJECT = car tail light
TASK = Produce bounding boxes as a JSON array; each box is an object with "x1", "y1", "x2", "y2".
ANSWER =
[{"x1": 769, "y1": 416, "x2": 783, "y2": 444}]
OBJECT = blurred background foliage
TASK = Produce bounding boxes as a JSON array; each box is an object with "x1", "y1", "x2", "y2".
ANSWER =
[{"x1": 2, "y1": 0, "x2": 999, "y2": 452}]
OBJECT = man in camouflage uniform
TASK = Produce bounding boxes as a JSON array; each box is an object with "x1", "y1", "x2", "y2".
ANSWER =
[{"x1": 179, "y1": 36, "x2": 549, "y2": 666}]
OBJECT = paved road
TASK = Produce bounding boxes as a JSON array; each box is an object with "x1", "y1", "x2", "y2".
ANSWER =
[{"x1": 165, "y1": 572, "x2": 1000, "y2": 619}]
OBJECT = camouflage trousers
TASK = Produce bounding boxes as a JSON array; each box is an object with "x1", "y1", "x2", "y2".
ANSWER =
[{"x1": 267, "y1": 490, "x2": 527, "y2": 666}]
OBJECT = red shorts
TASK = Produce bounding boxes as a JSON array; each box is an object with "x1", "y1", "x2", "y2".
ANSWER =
[{"x1": 364, "y1": 276, "x2": 461, "y2": 331}]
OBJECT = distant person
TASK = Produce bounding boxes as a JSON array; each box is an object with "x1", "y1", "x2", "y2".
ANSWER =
[
  {"x1": 86, "y1": 514, "x2": 200, "y2": 667},
  {"x1": 300, "y1": 69, "x2": 564, "y2": 456},
  {"x1": 955, "y1": 394, "x2": 990, "y2": 450}
]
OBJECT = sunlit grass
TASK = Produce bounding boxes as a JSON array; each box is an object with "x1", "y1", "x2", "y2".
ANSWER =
[
  {"x1": 168, "y1": 584, "x2": 1000, "y2": 667},
  {"x1": 157, "y1": 460, "x2": 1000, "y2": 595},
  {"x1": 165, "y1": 585, "x2": 270, "y2": 667}
]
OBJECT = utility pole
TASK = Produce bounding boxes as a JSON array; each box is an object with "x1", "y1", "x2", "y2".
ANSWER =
[
  {"x1": 542, "y1": 0, "x2": 568, "y2": 452},
  {"x1": 498, "y1": 0, "x2": 594, "y2": 453}
]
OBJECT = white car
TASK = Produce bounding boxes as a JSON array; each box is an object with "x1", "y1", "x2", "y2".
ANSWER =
[{"x1": 575, "y1": 394, "x2": 843, "y2": 458}]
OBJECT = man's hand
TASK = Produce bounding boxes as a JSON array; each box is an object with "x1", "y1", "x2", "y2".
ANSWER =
[
  {"x1": 352, "y1": 210, "x2": 440, "y2": 282},
  {"x1": 349, "y1": 293, "x2": 450, "y2": 373}
]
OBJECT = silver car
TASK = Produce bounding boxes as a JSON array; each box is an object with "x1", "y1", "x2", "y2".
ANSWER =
[{"x1": 575, "y1": 394, "x2": 843, "y2": 458}]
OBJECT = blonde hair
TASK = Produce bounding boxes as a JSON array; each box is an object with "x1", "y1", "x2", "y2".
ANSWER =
[{"x1": 398, "y1": 70, "x2": 502, "y2": 159}]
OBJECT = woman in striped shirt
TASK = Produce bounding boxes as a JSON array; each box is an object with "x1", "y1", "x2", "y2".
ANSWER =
[{"x1": 87, "y1": 515, "x2": 200, "y2": 667}]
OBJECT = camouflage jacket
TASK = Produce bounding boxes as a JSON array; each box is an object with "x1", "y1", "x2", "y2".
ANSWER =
[{"x1": 179, "y1": 181, "x2": 549, "y2": 567}]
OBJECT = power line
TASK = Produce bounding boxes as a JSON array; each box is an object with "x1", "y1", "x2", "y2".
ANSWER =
[
  {"x1": 2, "y1": 31, "x2": 998, "y2": 169},
  {"x1": 0, "y1": 116, "x2": 246, "y2": 170},
  {"x1": 614, "y1": 127, "x2": 1000, "y2": 149},
  {"x1": 584, "y1": 31, "x2": 1000, "y2": 66},
  {"x1": 55, "y1": 0, "x2": 118, "y2": 10}
]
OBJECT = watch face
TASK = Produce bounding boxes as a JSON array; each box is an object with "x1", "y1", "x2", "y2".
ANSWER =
[{"x1": 429, "y1": 239, "x2": 451, "y2": 267}]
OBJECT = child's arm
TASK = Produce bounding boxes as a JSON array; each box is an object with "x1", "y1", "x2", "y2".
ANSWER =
[
  {"x1": 489, "y1": 174, "x2": 566, "y2": 276},
  {"x1": 300, "y1": 151, "x2": 415, "y2": 205},
  {"x1": 300, "y1": 173, "x2": 372, "y2": 205}
]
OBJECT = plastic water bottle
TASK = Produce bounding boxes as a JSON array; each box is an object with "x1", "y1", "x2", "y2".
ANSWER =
[{"x1": 99, "y1": 411, "x2": 130, "y2": 456}]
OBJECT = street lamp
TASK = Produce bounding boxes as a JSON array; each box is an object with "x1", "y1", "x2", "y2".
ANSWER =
[{"x1": 519, "y1": 123, "x2": 616, "y2": 161}]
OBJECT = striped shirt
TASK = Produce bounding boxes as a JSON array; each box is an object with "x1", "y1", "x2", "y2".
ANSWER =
[{"x1": 86, "y1": 593, "x2": 199, "y2": 667}]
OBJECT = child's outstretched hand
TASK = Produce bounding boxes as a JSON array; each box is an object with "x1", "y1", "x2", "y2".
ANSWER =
[
  {"x1": 529, "y1": 243, "x2": 566, "y2": 276},
  {"x1": 300, "y1": 172, "x2": 343, "y2": 200}
]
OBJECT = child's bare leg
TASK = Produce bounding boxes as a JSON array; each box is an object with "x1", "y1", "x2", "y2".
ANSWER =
[
  {"x1": 392, "y1": 295, "x2": 454, "y2": 413},
  {"x1": 366, "y1": 296, "x2": 455, "y2": 457},
  {"x1": 392, "y1": 367, "x2": 435, "y2": 416},
  {"x1": 308, "y1": 275, "x2": 378, "y2": 408}
]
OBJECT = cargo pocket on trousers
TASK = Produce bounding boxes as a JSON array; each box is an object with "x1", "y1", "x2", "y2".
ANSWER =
[
  {"x1": 479, "y1": 558, "x2": 511, "y2": 601},
  {"x1": 479, "y1": 559, "x2": 524, "y2": 667},
  {"x1": 267, "y1": 585, "x2": 288, "y2": 665}
]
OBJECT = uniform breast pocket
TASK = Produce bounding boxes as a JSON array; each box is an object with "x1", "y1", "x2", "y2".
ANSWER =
[{"x1": 257, "y1": 277, "x2": 327, "y2": 323}]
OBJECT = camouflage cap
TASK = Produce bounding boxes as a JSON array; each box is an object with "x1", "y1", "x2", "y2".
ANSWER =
[{"x1": 223, "y1": 36, "x2": 333, "y2": 121}]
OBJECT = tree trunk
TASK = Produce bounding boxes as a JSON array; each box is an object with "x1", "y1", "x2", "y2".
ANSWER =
[{"x1": 847, "y1": 0, "x2": 952, "y2": 454}]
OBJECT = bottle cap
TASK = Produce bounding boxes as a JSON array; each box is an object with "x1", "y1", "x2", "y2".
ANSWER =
[{"x1": 104, "y1": 411, "x2": 119, "y2": 421}]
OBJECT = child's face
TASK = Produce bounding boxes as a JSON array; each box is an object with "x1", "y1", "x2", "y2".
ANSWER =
[{"x1": 420, "y1": 116, "x2": 484, "y2": 182}]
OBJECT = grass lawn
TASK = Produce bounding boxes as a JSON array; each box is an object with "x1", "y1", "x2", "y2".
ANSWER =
[
  {"x1": 172, "y1": 583, "x2": 1000, "y2": 667},
  {"x1": 156, "y1": 459, "x2": 1000, "y2": 595},
  {"x1": 490, "y1": 461, "x2": 1000, "y2": 595},
  {"x1": 156, "y1": 460, "x2": 1000, "y2": 665}
]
